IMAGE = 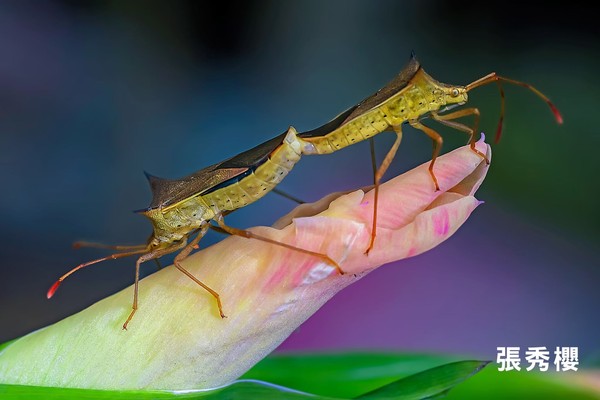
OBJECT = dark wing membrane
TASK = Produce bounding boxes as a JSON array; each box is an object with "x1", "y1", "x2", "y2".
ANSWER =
[
  {"x1": 202, "y1": 168, "x2": 253, "y2": 195},
  {"x1": 341, "y1": 56, "x2": 421, "y2": 124},
  {"x1": 218, "y1": 131, "x2": 288, "y2": 169},
  {"x1": 144, "y1": 131, "x2": 289, "y2": 210},
  {"x1": 298, "y1": 105, "x2": 358, "y2": 139},
  {"x1": 145, "y1": 163, "x2": 248, "y2": 210}
]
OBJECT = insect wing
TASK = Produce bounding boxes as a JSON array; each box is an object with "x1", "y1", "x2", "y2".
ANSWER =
[
  {"x1": 299, "y1": 105, "x2": 358, "y2": 139},
  {"x1": 342, "y1": 55, "x2": 421, "y2": 123},
  {"x1": 144, "y1": 131, "x2": 290, "y2": 210}
]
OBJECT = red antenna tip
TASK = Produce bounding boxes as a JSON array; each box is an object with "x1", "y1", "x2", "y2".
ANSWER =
[
  {"x1": 550, "y1": 103, "x2": 563, "y2": 125},
  {"x1": 47, "y1": 280, "x2": 61, "y2": 299}
]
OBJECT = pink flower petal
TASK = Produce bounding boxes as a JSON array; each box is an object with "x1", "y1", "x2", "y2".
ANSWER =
[{"x1": 0, "y1": 140, "x2": 491, "y2": 390}]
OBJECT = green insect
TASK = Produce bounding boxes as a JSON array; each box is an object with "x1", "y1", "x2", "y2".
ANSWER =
[
  {"x1": 299, "y1": 53, "x2": 562, "y2": 254},
  {"x1": 48, "y1": 127, "x2": 343, "y2": 330}
]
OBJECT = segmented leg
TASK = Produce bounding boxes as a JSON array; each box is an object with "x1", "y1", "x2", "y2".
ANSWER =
[
  {"x1": 214, "y1": 213, "x2": 344, "y2": 275},
  {"x1": 123, "y1": 240, "x2": 188, "y2": 330},
  {"x1": 172, "y1": 224, "x2": 226, "y2": 319},
  {"x1": 364, "y1": 126, "x2": 403, "y2": 255},
  {"x1": 72, "y1": 241, "x2": 147, "y2": 251},
  {"x1": 271, "y1": 188, "x2": 305, "y2": 204},
  {"x1": 368, "y1": 138, "x2": 377, "y2": 255},
  {"x1": 431, "y1": 109, "x2": 489, "y2": 164},
  {"x1": 409, "y1": 119, "x2": 442, "y2": 191}
]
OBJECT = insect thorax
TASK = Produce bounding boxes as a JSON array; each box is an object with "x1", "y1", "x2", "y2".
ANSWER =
[
  {"x1": 381, "y1": 70, "x2": 448, "y2": 123},
  {"x1": 143, "y1": 197, "x2": 215, "y2": 244}
]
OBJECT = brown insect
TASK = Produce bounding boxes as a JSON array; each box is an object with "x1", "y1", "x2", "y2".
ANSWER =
[
  {"x1": 48, "y1": 127, "x2": 343, "y2": 329},
  {"x1": 299, "y1": 53, "x2": 562, "y2": 253}
]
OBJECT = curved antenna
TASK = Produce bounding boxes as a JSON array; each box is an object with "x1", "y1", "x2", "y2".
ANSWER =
[
  {"x1": 47, "y1": 248, "x2": 149, "y2": 298},
  {"x1": 466, "y1": 72, "x2": 563, "y2": 143}
]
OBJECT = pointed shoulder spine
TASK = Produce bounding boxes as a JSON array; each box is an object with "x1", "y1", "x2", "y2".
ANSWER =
[{"x1": 144, "y1": 171, "x2": 171, "y2": 195}]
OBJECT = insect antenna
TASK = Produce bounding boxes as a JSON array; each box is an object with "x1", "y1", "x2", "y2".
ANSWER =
[
  {"x1": 47, "y1": 247, "x2": 149, "y2": 299},
  {"x1": 465, "y1": 73, "x2": 563, "y2": 143}
]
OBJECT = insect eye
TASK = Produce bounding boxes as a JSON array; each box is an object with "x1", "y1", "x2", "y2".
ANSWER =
[{"x1": 451, "y1": 88, "x2": 460, "y2": 97}]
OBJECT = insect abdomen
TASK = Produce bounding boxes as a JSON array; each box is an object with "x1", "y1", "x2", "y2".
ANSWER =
[
  {"x1": 300, "y1": 67, "x2": 447, "y2": 156},
  {"x1": 302, "y1": 108, "x2": 391, "y2": 154},
  {"x1": 301, "y1": 89, "x2": 433, "y2": 155},
  {"x1": 202, "y1": 130, "x2": 302, "y2": 212}
]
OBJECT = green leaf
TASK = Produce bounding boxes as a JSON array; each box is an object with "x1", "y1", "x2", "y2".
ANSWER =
[
  {"x1": 1, "y1": 352, "x2": 598, "y2": 400},
  {"x1": 242, "y1": 352, "x2": 457, "y2": 398},
  {"x1": 355, "y1": 360, "x2": 489, "y2": 399},
  {"x1": 0, "y1": 357, "x2": 484, "y2": 400},
  {"x1": 0, "y1": 380, "x2": 333, "y2": 400},
  {"x1": 444, "y1": 367, "x2": 600, "y2": 400}
]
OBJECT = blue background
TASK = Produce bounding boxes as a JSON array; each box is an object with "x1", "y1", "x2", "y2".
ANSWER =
[{"x1": 1, "y1": 0, "x2": 598, "y2": 364}]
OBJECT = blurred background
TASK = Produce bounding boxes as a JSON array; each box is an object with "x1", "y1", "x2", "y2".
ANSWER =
[{"x1": 1, "y1": 0, "x2": 598, "y2": 364}]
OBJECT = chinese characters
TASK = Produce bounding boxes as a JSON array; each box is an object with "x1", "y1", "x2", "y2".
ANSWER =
[{"x1": 497, "y1": 347, "x2": 578, "y2": 372}]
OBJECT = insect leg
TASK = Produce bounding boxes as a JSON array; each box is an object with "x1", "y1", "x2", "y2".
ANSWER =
[
  {"x1": 369, "y1": 137, "x2": 377, "y2": 183},
  {"x1": 72, "y1": 241, "x2": 147, "y2": 251},
  {"x1": 364, "y1": 126, "x2": 403, "y2": 255},
  {"x1": 214, "y1": 213, "x2": 345, "y2": 275},
  {"x1": 409, "y1": 119, "x2": 442, "y2": 191},
  {"x1": 123, "y1": 240, "x2": 187, "y2": 330},
  {"x1": 430, "y1": 109, "x2": 489, "y2": 164},
  {"x1": 432, "y1": 108, "x2": 480, "y2": 145},
  {"x1": 367, "y1": 138, "x2": 377, "y2": 255},
  {"x1": 172, "y1": 224, "x2": 226, "y2": 319},
  {"x1": 271, "y1": 188, "x2": 306, "y2": 204}
]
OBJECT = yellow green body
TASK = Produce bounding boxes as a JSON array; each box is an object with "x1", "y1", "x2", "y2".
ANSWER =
[
  {"x1": 143, "y1": 128, "x2": 304, "y2": 248},
  {"x1": 300, "y1": 69, "x2": 468, "y2": 155}
]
